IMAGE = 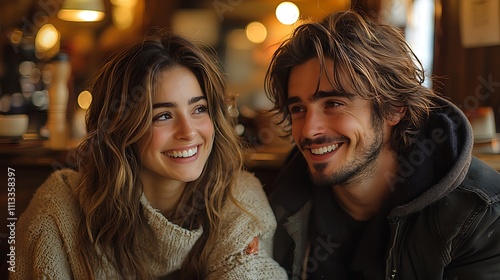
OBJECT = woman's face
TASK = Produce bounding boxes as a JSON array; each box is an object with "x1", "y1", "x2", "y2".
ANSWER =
[{"x1": 138, "y1": 66, "x2": 215, "y2": 188}]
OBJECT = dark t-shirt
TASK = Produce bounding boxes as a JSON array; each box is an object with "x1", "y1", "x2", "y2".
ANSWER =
[{"x1": 308, "y1": 184, "x2": 388, "y2": 280}]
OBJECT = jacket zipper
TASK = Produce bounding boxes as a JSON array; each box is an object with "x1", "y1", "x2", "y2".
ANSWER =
[{"x1": 386, "y1": 217, "x2": 401, "y2": 280}]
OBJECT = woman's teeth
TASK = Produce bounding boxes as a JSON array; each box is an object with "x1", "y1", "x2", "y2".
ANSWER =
[
  {"x1": 311, "y1": 144, "x2": 339, "y2": 155},
  {"x1": 166, "y1": 147, "x2": 198, "y2": 158}
]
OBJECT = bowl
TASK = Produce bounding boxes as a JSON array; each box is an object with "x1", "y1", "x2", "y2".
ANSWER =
[{"x1": 0, "y1": 114, "x2": 29, "y2": 138}]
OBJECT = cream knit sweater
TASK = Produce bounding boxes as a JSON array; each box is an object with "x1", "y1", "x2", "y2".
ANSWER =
[{"x1": 11, "y1": 169, "x2": 287, "y2": 279}]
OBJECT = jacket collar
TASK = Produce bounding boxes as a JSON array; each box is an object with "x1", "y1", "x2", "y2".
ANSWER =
[{"x1": 389, "y1": 97, "x2": 473, "y2": 217}]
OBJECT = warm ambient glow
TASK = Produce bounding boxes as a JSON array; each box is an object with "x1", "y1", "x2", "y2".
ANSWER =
[
  {"x1": 245, "y1": 22, "x2": 267, "y2": 43},
  {"x1": 111, "y1": 0, "x2": 137, "y2": 29},
  {"x1": 275, "y1": 2, "x2": 300, "y2": 25},
  {"x1": 57, "y1": 0, "x2": 105, "y2": 22},
  {"x1": 110, "y1": 0, "x2": 137, "y2": 6}
]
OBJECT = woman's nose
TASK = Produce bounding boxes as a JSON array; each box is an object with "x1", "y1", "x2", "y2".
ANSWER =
[{"x1": 174, "y1": 116, "x2": 196, "y2": 140}]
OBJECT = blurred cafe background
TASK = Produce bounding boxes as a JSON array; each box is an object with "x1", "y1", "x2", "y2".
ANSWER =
[{"x1": 0, "y1": 0, "x2": 499, "y2": 235}]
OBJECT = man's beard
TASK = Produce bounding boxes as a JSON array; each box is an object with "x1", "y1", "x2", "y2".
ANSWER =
[{"x1": 306, "y1": 120, "x2": 384, "y2": 188}]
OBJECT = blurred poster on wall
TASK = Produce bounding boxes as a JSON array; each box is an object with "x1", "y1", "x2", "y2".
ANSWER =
[{"x1": 460, "y1": 0, "x2": 500, "y2": 48}]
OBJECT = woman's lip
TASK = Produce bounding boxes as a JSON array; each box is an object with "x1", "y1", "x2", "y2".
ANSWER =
[
  {"x1": 164, "y1": 144, "x2": 199, "y2": 153},
  {"x1": 163, "y1": 144, "x2": 200, "y2": 158}
]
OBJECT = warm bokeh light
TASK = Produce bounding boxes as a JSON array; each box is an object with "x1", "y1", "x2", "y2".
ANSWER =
[
  {"x1": 35, "y1": 24, "x2": 59, "y2": 51},
  {"x1": 18, "y1": 61, "x2": 35, "y2": 76},
  {"x1": 246, "y1": 22, "x2": 267, "y2": 43},
  {"x1": 77, "y1": 90, "x2": 93, "y2": 110},
  {"x1": 9, "y1": 29, "x2": 23, "y2": 46},
  {"x1": 275, "y1": 2, "x2": 300, "y2": 25}
]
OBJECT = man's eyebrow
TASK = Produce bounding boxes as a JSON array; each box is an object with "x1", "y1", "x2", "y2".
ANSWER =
[
  {"x1": 311, "y1": 90, "x2": 351, "y2": 101},
  {"x1": 286, "y1": 96, "x2": 302, "y2": 106},
  {"x1": 286, "y1": 90, "x2": 352, "y2": 106},
  {"x1": 152, "y1": 95, "x2": 206, "y2": 109}
]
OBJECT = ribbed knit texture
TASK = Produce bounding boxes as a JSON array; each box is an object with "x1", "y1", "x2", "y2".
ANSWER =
[{"x1": 11, "y1": 169, "x2": 287, "y2": 279}]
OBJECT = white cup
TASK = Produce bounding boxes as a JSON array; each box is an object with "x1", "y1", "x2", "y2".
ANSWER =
[
  {"x1": 468, "y1": 107, "x2": 496, "y2": 142},
  {"x1": 0, "y1": 114, "x2": 29, "y2": 138}
]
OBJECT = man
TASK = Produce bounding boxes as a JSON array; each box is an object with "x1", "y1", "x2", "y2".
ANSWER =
[{"x1": 265, "y1": 10, "x2": 500, "y2": 280}]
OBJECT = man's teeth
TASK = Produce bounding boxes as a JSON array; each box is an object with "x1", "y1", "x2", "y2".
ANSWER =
[
  {"x1": 311, "y1": 144, "x2": 339, "y2": 155},
  {"x1": 166, "y1": 147, "x2": 197, "y2": 158}
]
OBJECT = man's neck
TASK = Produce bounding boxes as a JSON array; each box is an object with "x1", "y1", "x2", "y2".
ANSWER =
[{"x1": 332, "y1": 150, "x2": 399, "y2": 221}]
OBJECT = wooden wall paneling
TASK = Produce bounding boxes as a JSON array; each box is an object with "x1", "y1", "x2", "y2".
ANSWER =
[{"x1": 433, "y1": 0, "x2": 500, "y2": 133}]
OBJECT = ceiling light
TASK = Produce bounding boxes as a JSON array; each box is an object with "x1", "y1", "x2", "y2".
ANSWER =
[{"x1": 57, "y1": 0, "x2": 105, "y2": 22}]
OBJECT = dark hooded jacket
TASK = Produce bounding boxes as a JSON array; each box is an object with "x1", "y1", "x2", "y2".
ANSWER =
[{"x1": 269, "y1": 97, "x2": 500, "y2": 280}]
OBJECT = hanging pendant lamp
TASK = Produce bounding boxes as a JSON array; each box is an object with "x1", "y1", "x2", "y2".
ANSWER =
[{"x1": 58, "y1": 0, "x2": 105, "y2": 22}]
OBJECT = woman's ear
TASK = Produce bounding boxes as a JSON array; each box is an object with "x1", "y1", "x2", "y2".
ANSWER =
[{"x1": 387, "y1": 106, "x2": 407, "y2": 126}]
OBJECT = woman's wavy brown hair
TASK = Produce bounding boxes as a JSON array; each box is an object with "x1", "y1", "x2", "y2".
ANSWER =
[
  {"x1": 75, "y1": 31, "x2": 243, "y2": 279},
  {"x1": 265, "y1": 10, "x2": 437, "y2": 153}
]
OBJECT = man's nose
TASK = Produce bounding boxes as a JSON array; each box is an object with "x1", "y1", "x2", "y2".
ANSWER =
[{"x1": 302, "y1": 109, "x2": 326, "y2": 139}]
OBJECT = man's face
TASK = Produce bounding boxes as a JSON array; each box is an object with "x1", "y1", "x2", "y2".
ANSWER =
[{"x1": 287, "y1": 58, "x2": 392, "y2": 187}]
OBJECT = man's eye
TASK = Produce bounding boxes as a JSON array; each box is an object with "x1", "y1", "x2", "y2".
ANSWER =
[
  {"x1": 325, "y1": 101, "x2": 341, "y2": 108},
  {"x1": 289, "y1": 106, "x2": 304, "y2": 114}
]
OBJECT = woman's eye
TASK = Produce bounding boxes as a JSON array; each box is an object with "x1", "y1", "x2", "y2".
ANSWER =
[
  {"x1": 194, "y1": 105, "x2": 208, "y2": 114},
  {"x1": 154, "y1": 112, "x2": 172, "y2": 121}
]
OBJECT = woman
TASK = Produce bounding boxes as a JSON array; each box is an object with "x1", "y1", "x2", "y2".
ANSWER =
[{"x1": 13, "y1": 32, "x2": 287, "y2": 279}]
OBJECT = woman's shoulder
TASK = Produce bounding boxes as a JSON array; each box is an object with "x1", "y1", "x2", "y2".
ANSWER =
[
  {"x1": 35, "y1": 168, "x2": 81, "y2": 198},
  {"x1": 208, "y1": 171, "x2": 286, "y2": 279},
  {"x1": 231, "y1": 170, "x2": 266, "y2": 200},
  {"x1": 223, "y1": 170, "x2": 276, "y2": 231},
  {"x1": 15, "y1": 169, "x2": 83, "y2": 278},
  {"x1": 17, "y1": 168, "x2": 81, "y2": 229}
]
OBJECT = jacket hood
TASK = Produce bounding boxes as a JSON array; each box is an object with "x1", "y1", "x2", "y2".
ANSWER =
[{"x1": 388, "y1": 97, "x2": 474, "y2": 217}]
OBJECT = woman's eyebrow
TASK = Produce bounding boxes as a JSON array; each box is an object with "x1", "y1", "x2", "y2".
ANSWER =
[
  {"x1": 188, "y1": 96, "x2": 206, "y2": 105},
  {"x1": 153, "y1": 102, "x2": 175, "y2": 109},
  {"x1": 152, "y1": 96, "x2": 206, "y2": 109}
]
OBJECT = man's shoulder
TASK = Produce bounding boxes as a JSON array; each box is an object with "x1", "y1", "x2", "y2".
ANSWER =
[
  {"x1": 460, "y1": 156, "x2": 500, "y2": 203},
  {"x1": 426, "y1": 159, "x2": 500, "y2": 238},
  {"x1": 268, "y1": 148, "x2": 312, "y2": 207}
]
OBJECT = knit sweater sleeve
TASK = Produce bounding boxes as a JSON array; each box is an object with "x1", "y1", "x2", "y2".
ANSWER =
[
  {"x1": 10, "y1": 169, "x2": 83, "y2": 280},
  {"x1": 206, "y1": 171, "x2": 287, "y2": 280}
]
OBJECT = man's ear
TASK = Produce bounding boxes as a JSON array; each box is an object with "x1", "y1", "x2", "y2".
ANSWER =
[{"x1": 387, "y1": 106, "x2": 407, "y2": 126}]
